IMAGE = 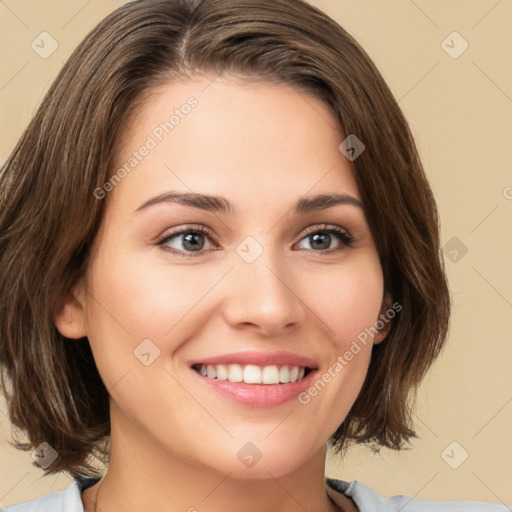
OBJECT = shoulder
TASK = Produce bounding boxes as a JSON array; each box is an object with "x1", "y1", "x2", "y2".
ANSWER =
[
  {"x1": 1, "y1": 476, "x2": 98, "y2": 512},
  {"x1": 326, "y1": 478, "x2": 511, "y2": 511}
]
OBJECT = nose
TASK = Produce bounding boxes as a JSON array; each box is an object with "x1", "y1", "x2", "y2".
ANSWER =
[{"x1": 222, "y1": 248, "x2": 306, "y2": 337}]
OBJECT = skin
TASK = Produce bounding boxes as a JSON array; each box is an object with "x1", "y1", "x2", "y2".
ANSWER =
[{"x1": 56, "y1": 76, "x2": 391, "y2": 512}]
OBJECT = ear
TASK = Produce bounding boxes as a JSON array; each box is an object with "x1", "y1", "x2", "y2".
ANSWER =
[
  {"x1": 54, "y1": 281, "x2": 88, "y2": 339},
  {"x1": 373, "y1": 291, "x2": 394, "y2": 345}
]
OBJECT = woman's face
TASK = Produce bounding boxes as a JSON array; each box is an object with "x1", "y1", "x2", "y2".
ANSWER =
[{"x1": 63, "y1": 76, "x2": 389, "y2": 479}]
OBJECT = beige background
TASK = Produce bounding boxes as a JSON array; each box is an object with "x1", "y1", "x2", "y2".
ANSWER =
[{"x1": 0, "y1": 0, "x2": 511, "y2": 507}]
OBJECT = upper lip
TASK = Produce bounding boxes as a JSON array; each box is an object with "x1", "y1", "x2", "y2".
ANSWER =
[{"x1": 189, "y1": 350, "x2": 318, "y2": 369}]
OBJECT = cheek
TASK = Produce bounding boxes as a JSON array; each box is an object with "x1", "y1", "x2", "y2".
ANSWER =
[
  {"x1": 309, "y1": 256, "x2": 385, "y2": 346},
  {"x1": 87, "y1": 246, "x2": 206, "y2": 329},
  {"x1": 83, "y1": 247, "x2": 224, "y2": 373},
  {"x1": 294, "y1": 263, "x2": 383, "y2": 439}
]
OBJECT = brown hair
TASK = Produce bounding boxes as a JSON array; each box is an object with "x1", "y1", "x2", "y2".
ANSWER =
[{"x1": 0, "y1": 0, "x2": 450, "y2": 478}]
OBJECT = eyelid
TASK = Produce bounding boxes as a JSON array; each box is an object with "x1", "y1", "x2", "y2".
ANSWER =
[
  {"x1": 155, "y1": 224, "x2": 217, "y2": 247},
  {"x1": 300, "y1": 223, "x2": 351, "y2": 238}
]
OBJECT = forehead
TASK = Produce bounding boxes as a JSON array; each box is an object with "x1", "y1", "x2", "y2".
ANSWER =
[{"x1": 108, "y1": 76, "x2": 361, "y2": 214}]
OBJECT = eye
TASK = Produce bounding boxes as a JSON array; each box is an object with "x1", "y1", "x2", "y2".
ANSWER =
[
  {"x1": 156, "y1": 223, "x2": 354, "y2": 257},
  {"x1": 156, "y1": 225, "x2": 218, "y2": 257},
  {"x1": 295, "y1": 224, "x2": 354, "y2": 253}
]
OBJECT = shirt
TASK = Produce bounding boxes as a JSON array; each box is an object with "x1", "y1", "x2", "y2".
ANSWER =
[{"x1": 1, "y1": 475, "x2": 510, "y2": 511}]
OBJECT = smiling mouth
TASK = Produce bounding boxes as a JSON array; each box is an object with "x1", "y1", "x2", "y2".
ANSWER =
[{"x1": 191, "y1": 363, "x2": 313, "y2": 384}]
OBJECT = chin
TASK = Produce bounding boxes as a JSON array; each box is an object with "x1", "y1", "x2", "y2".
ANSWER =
[{"x1": 203, "y1": 439, "x2": 316, "y2": 481}]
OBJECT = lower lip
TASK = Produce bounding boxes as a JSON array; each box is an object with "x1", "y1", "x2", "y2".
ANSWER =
[{"x1": 192, "y1": 368, "x2": 317, "y2": 408}]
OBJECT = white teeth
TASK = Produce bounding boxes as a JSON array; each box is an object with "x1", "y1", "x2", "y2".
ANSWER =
[
  {"x1": 262, "y1": 365, "x2": 280, "y2": 384},
  {"x1": 196, "y1": 364, "x2": 308, "y2": 384},
  {"x1": 216, "y1": 364, "x2": 228, "y2": 381},
  {"x1": 206, "y1": 365, "x2": 217, "y2": 379},
  {"x1": 227, "y1": 364, "x2": 243, "y2": 382},
  {"x1": 244, "y1": 365, "x2": 262, "y2": 384},
  {"x1": 279, "y1": 366, "x2": 290, "y2": 383}
]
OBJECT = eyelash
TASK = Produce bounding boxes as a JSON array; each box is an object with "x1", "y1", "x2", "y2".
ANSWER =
[{"x1": 156, "y1": 223, "x2": 354, "y2": 257}]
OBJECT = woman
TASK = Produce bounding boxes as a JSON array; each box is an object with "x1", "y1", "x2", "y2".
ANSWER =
[{"x1": 0, "y1": 0, "x2": 507, "y2": 510}]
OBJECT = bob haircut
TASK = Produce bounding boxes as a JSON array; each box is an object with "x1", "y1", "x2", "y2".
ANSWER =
[{"x1": 0, "y1": 0, "x2": 450, "y2": 479}]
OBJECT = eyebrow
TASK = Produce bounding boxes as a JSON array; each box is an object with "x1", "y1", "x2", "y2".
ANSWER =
[{"x1": 134, "y1": 191, "x2": 363, "y2": 215}]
